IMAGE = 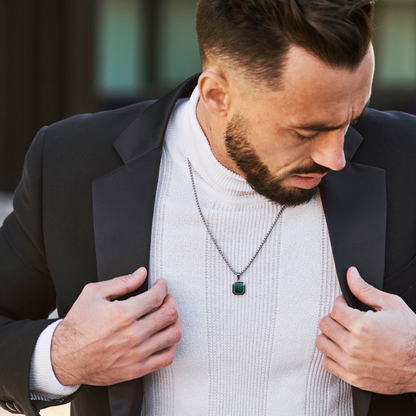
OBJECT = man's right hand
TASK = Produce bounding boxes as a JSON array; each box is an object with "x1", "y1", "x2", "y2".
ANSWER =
[{"x1": 50, "y1": 267, "x2": 182, "y2": 386}]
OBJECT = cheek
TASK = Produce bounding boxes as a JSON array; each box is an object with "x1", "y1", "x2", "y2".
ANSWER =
[{"x1": 255, "y1": 135, "x2": 312, "y2": 170}]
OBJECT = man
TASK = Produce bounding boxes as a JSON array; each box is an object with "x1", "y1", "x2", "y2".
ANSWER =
[{"x1": 1, "y1": 0, "x2": 416, "y2": 415}]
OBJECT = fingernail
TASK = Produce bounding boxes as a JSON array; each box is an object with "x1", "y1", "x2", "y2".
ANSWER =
[
  {"x1": 133, "y1": 267, "x2": 145, "y2": 275},
  {"x1": 351, "y1": 267, "x2": 361, "y2": 279}
]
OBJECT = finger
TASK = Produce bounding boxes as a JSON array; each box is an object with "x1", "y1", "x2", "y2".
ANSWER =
[
  {"x1": 122, "y1": 278, "x2": 169, "y2": 319},
  {"x1": 330, "y1": 295, "x2": 366, "y2": 331},
  {"x1": 315, "y1": 332, "x2": 345, "y2": 364},
  {"x1": 98, "y1": 267, "x2": 148, "y2": 300},
  {"x1": 316, "y1": 333, "x2": 366, "y2": 387},
  {"x1": 135, "y1": 294, "x2": 179, "y2": 340},
  {"x1": 316, "y1": 333, "x2": 359, "y2": 385},
  {"x1": 319, "y1": 314, "x2": 351, "y2": 347},
  {"x1": 141, "y1": 319, "x2": 182, "y2": 358},
  {"x1": 321, "y1": 355, "x2": 353, "y2": 386},
  {"x1": 121, "y1": 343, "x2": 179, "y2": 382},
  {"x1": 141, "y1": 344, "x2": 179, "y2": 375},
  {"x1": 347, "y1": 267, "x2": 403, "y2": 311}
]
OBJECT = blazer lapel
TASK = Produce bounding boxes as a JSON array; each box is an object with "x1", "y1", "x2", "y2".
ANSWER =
[
  {"x1": 320, "y1": 161, "x2": 387, "y2": 308},
  {"x1": 93, "y1": 150, "x2": 163, "y2": 285},
  {"x1": 92, "y1": 75, "x2": 199, "y2": 416},
  {"x1": 320, "y1": 126, "x2": 387, "y2": 416},
  {"x1": 92, "y1": 144, "x2": 164, "y2": 416}
]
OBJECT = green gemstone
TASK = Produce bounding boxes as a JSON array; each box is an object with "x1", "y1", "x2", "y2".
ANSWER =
[{"x1": 233, "y1": 282, "x2": 245, "y2": 295}]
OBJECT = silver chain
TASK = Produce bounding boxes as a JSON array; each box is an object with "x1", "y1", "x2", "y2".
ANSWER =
[{"x1": 187, "y1": 159, "x2": 285, "y2": 280}]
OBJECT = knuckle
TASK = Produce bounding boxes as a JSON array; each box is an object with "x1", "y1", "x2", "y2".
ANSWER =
[
  {"x1": 343, "y1": 342, "x2": 354, "y2": 358},
  {"x1": 358, "y1": 283, "x2": 372, "y2": 296},
  {"x1": 170, "y1": 326, "x2": 182, "y2": 344},
  {"x1": 349, "y1": 373, "x2": 362, "y2": 387},
  {"x1": 129, "y1": 365, "x2": 144, "y2": 380},
  {"x1": 164, "y1": 350, "x2": 176, "y2": 367},
  {"x1": 315, "y1": 337, "x2": 327, "y2": 354},
  {"x1": 330, "y1": 307, "x2": 343, "y2": 323},
  {"x1": 116, "y1": 275, "x2": 132, "y2": 286},
  {"x1": 150, "y1": 292, "x2": 165, "y2": 310},
  {"x1": 319, "y1": 317, "x2": 328, "y2": 333},
  {"x1": 152, "y1": 309, "x2": 177, "y2": 330},
  {"x1": 344, "y1": 339, "x2": 360, "y2": 359},
  {"x1": 131, "y1": 347, "x2": 146, "y2": 364},
  {"x1": 113, "y1": 303, "x2": 133, "y2": 325},
  {"x1": 352, "y1": 320, "x2": 369, "y2": 338},
  {"x1": 165, "y1": 294, "x2": 178, "y2": 305},
  {"x1": 122, "y1": 329, "x2": 138, "y2": 347},
  {"x1": 391, "y1": 293, "x2": 405, "y2": 306},
  {"x1": 344, "y1": 357, "x2": 359, "y2": 374},
  {"x1": 165, "y1": 306, "x2": 179, "y2": 323},
  {"x1": 82, "y1": 282, "x2": 96, "y2": 295},
  {"x1": 321, "y1": 356, "x2": 330, "y2": 371}
]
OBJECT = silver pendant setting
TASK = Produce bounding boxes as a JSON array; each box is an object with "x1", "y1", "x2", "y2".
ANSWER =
[{"x1": 232, "y1": 281, "x2": 245, "y2": 295}]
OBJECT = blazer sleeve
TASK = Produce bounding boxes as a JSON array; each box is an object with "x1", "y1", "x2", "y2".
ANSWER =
[{"x1": 0, "y1": 127, "x2": 78, "y2": 415}]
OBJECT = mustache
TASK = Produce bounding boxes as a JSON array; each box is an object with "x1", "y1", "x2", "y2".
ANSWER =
[{"x1": 289, "y1": 162, "x2": 330, "y2": 176}]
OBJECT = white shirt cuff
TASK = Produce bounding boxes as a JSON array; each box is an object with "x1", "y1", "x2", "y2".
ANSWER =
[{"x1": 30, "y1": 320, "x2": 81, "y2": 400}]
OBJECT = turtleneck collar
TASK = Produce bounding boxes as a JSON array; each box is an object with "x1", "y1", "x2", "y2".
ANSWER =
[{"x1": 166, "y1": 86, "x2": 276, "y2": 208}]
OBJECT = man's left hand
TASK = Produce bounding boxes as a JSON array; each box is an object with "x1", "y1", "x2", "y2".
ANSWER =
[{"x1": 315, "y1": 266, "x2": 416, "y2": 394}]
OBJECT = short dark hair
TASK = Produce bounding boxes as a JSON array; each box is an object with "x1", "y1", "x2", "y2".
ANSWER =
[{"x1": 196, "y1": 0, "x2": 374, "y2": 89}]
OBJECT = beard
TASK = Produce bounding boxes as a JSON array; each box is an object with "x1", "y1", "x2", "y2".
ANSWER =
[{"x1": 225, "y1": 114, "x2": 330, "y2": 207}]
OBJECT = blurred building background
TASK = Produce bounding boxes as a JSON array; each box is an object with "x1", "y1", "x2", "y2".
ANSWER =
[{"x1": 0, "y1": 0, "x2": 415, "y2": 192}]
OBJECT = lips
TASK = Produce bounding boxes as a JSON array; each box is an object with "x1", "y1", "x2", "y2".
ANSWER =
[{"x1": 289, "y1": 173, "x2": 327, "y2": 189}]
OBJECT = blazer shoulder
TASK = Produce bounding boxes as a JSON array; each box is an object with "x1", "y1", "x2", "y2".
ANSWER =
[
  {"x1": 36, "y1": 100, "x2": 156, "y2": 170},
  {"x1": 354, "y1": 108, "x2": 416, "y2": 144},
  {"x1": 352, "y1": 108, "x2": 416, "y2": 166},
  {"x1": 19, "y1": 99, "x2": 158, "y2": 192},
  {"x1": 44, "y1": 100, "x2": 156, "y2": 146}
]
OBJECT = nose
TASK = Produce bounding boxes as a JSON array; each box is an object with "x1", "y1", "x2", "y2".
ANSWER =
[{"x1": 311, "y1": 130, "x2": 346, "y2": 171}]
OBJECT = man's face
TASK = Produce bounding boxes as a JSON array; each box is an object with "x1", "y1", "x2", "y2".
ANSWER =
[
  {"x1": 225, "y1": 114, "x2": 330, "y2": 206},
  {"x1": 222, "y1": 46, "x2": 375, "y2": 206}
]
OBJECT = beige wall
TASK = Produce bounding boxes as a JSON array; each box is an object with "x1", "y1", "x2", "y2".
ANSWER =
[{"x1": 0, "y1": 404, "x2": 70, "y2": 416}]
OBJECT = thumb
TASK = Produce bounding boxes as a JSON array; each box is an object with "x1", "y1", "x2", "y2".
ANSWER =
[
  {"x1": 347, "y1": 267, "x2": 398, "y2": 312},
  {"x1": 100, "y1": 267, "x2": 148, "y2": 300}
]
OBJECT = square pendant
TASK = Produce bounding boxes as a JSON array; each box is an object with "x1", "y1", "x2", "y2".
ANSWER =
[{"x1": 233, "y1": 282, "x2": 245, "y2": 295}]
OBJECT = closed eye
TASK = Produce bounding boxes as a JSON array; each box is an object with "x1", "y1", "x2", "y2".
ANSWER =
[{"x1": 295, "y1": 131, "x2": 320, "y2": 141}]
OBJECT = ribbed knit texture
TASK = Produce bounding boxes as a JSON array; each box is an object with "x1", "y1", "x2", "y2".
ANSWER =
[{"x1": 142, "y1": 87, "x2": 353, "y2": 415}]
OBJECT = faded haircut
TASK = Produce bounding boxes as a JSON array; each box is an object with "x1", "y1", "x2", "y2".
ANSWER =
[{"x1": 196, "y1": 0, "x2": 374, "y2": 89}]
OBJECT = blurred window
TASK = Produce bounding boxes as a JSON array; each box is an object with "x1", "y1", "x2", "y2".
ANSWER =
[
  {"x1": 95, "y1": 0, "x2": 147, "y2": 99},
  {"x1": 95, "y1": 0, "x2": 200, "y2": 103},
  {"x1": 375, "y1": 1, "x2": 416, "y2": 88},
  {"x1": 156, "y1": 0, "x2": 201, "y2": 89}
]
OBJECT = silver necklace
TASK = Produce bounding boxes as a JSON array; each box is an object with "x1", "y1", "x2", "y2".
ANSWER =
[{"x1": 187, "y1": 159, "x2": 285, "y2": 295}]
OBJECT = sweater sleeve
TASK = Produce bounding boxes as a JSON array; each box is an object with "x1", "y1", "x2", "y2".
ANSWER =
[{"x1": 30, "y1": 320, "x2": 81, "y2": 400}]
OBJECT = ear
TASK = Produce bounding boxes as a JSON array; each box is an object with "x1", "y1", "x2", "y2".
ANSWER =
[{"x1": 198, "y1": 71, "x2": 231, "y2": 118}]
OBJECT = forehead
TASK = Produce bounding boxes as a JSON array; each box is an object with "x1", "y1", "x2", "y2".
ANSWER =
[{"x1": 244, "y1": 46, "x2": 375, "y2": 125}]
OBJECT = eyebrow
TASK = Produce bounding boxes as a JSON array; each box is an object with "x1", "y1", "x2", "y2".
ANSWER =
[{"x1": 289, "y1": 99, "x2": 370, "y2": 132}]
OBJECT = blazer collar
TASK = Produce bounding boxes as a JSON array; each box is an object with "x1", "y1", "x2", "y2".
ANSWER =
[
  {"x1": 344, "y1": 125, "x2": 363, "y2": 162},
  {"x1": 113, "y1": 74, "x2": 200, "y2": 164}
]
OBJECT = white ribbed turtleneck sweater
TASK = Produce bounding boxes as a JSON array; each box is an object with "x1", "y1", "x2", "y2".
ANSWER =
[
  {"x1": 30, "y1": 86, "x2": 353, "y2": 415},
  {"x1": 142, "y1": 88, "x2": 353, "y2": 415}
]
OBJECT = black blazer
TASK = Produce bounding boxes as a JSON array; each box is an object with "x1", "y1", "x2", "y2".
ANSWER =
[{"x1": 1, "y1": 75, "x2": 416, "y2": 416}]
